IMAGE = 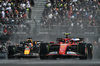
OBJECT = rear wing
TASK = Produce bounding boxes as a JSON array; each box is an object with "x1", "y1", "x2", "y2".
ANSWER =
[{"x1": 27, "y1": 37, "x2": 32, "y2": 39}]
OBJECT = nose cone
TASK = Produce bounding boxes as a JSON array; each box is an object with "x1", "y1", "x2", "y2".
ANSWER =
[
  {"x1": 24, "y1": 48, "x2": 30, "y2": 55},
  {"x1": 59, "y1": 44, "x2": 69, "y2": 54}
]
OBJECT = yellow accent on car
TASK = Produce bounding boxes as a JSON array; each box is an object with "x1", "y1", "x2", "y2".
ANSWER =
[
  {"x1": 35, "y1": 41, "x2": 37, "y2": 44},
  {"x1": 24, "y1": 50, "x2": 30, "y2": 55},
  {"x1": 61, "y1": 45, "x2": 66, "y2": 48},
  {"x1": 31, "y1": 43, "x2": 33, "y2": 47}
]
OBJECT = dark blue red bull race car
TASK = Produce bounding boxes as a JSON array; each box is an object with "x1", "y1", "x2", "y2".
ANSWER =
[
  {"x1": 8, "y1": 38, "x2": 42, "y2": 58},
  {"x1": 39, "y1": 33, "x2": 93, "y2": 60}
]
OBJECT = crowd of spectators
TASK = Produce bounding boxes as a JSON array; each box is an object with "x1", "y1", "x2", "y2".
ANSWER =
[
  {"x1": 0, "y1": 0, "x2": 34, "y2": 36},
  {"x1": 41, "y1": 0, "x2": 100, "y2": 31}
]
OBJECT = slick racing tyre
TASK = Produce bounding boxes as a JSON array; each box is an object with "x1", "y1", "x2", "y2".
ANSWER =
[
  {"x1": 39, "y1": 43, "x2": 49, "y2": 60},
  {"x1": 8, "y1": 46, "x2": 16, "y2": 58},
  {"x1": 87, "y1": 44, "x2": 93, "y2": 59},
  {"x1": 78, "y1": 43, "x2": 93, "y2": 60}
]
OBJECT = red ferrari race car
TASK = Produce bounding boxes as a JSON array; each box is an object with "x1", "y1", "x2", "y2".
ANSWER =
[{"x1": 39, "y1": 33, "x2": 93, "y2": 60}]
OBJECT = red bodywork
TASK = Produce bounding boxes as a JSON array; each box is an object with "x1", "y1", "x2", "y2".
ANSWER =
[{"x1": 47, "y1": 37, "x2": 82, "y2": 56}]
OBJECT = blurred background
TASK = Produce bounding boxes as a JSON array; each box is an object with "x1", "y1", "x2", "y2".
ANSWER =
[{"x1": 0, "y1": 0, "x2": 100, "y2": 47}]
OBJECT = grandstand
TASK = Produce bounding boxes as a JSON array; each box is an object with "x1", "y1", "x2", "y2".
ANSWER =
[
  {"x1": 0, "y1": 0, "x2": 34, "y2": 43},
  {"x1": 34, "y1": 0, "x2": 100, "y2": 43},
  {"x1": 0, "y1": 0, "x2": 100, "y2": 44},
  {"x1": 37, "y1": 0, "x2": 100, "y2": 37}
]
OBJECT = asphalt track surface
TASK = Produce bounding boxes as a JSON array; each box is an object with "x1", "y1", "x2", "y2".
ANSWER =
[
  {"x1": 0, "y1": 45, "x2": 100, "y2": 66},
  {"x1": 0, "y1": 58, "x2": 100, "y2": 66}
]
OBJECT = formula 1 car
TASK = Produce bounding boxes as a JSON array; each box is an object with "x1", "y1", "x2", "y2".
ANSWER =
[
  {"x1": 0, "y1": 35, "x2": 9, "y2": 59},
  {"x1": 39, "y1": 33, "x2": 93, "y2": 60},
  {"x1": 8, "y1": 38, "x2": 42, "y2": 58},
  {"x1": 0, "y1": 43, "x2": 7, "y2": 59}
]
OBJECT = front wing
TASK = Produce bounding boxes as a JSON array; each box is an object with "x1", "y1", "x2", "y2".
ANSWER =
[
  {"x1": 45, "y1": 51, "x2": 84, "y2": 58},
  {"x1": 9, "y1": 53, "x2": 39, "y2": 58}
]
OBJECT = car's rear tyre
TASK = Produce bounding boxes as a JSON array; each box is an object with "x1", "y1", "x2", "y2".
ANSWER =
[
  {"x1": 79, "y1": 43, "x2": 87, "y2": 59},
  {"x1": 39, "y1": 43, "x2": 49, "y2": 60},
  {"x1": 40, "y1": 56, "x2": 48, "y2": 60},
  {"x1": 8, "y1": 46, "x2": 16, "y2": 58},
  {"x1": 87, "y1": 44, "x2": 93, "y2": 59},
  {"x1": 78, "y1": 43, "x2": 93, "y2": 60}
]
